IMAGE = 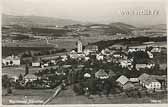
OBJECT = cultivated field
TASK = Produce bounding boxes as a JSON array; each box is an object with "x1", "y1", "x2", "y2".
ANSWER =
[{"x1": 2, "y1": 88, "x2": 55, "y2": 105}]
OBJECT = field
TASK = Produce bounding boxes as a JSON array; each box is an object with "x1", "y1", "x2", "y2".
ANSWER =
[
  {"x1": 49, "y1": 86, "x2": 167, "y2": 104},
  {"x1": 2, "y1": 88, "x2": 55, "y2": 105},
  {"x1": 2, "y1": 66, "x2": 43, "y2": 77}
]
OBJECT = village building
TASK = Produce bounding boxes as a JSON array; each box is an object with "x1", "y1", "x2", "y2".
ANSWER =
[
  {"x1": 32, "y1": 61, "x2": 41, "y2": 67},
  {"x1": 151, "y1": 47, "x2": 161, "y2": 53},
  {"x1": 101, "y1": 48, "x2": 111, "y2": 56},
  {"x1": 138, "y1": 73, "x2": 161, "y2": 90},
  {"x1": 84, "y1": 73, "x2": 91, "y2": 78},
  {"x1": 119, "y1": 59, "x2": 132, "y2": 68},
  {"x1": 2, "y1": 55, "x2": 20, "y2": 66},
  {"x1": 135, "y1": 63, "x2": 155, "y2": 70},
  {"x1": 84, "y1": 45, "x2": 98, "y2": 55},
  {"x1": 95, "y1": 69, "x2": 109, "y2": 79},
  {"x1": 116, "y1": 75, "x2": 129, "y2": 87},
  {"x1": 96, "y1": 54, "x2": 104, "y2": 60},
  {"x1": 112, "y1": 52, "x2": 127, "y2": 59},
  {"x1": 116, "y1": 75, "x2": 134, "y2": 90},
  {"x1": 129, "y1": 78, "x2": 139, "y2": 83}
]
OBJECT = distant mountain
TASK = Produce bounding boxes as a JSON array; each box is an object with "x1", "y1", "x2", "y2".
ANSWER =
[
  {"x1": 2, "y1": 14, "x2": 84, "y2": 27},
  {"x1": 149, "y1": 24, "x2": 167, "y2": 30},
  {"x1": 108, "y1": 22, "x2": 136, "y2": 34},
  {"x1": 109, "y1": 22, "x2": 136, "y2": 30}
]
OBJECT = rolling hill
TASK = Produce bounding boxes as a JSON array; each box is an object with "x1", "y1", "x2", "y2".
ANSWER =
[{"x1": 2, "y1": 14, "x2": 84, "y2": 27}]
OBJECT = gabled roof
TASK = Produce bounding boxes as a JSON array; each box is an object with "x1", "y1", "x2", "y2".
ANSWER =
[
  {"x1": 95, "y1": 69, "x2": 109, "y2": 79},
  {"x1": 123, "y1": 82, "x2": 134, "y2": 90},
  {"x1": 116, "y1": 75, "x2": 129, "y2": 85},
  {"x1": 84, "y1": 73, "x2": 91, "y2": 78},
  {"x1": 138, "y1": 73, "x2": 150, "y2": 81},
  {"x1": 142, "y1": 78, "x2": 159, "y2": 85},
  {"x1": 5, "y1": 55, "x2": 20, "y2": 60}
]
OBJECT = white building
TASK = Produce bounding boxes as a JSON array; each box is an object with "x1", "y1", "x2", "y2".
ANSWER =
[
  {"x1": 2, "y1": 55, "x2": 20, "y2": 66},
  {"x1": 138, "y1": 73, "x2": 161, "y2": 90},
  {"x1": 96, "y1": 54, "x2": 104, "y2": 60},
  {"x1": 141, "y1": 78, "x2": 161, "y2": 90},
  {"x1": 32, "y1": 62, "x2": 40, "y2": 67},
  {"x1": 119, "y1": 60, "x2": 132, "y2": 68}
]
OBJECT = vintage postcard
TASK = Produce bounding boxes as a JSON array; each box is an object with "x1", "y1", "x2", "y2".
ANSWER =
[{"x1": 1, "y1": 0, "x2": 168, "y2": 106}]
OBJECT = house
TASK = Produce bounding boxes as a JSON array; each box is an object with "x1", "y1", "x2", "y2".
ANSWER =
[
  {"x1": 141, "y1": 78, "x2": 161, "y2": 90},
  {"x1": 116, "y1": 75, "x2": 129, "y2": 86},
  {"x1": 24, "y1": 74, "x2": 38, "y2": 82},
  {"x1": 150, "y1": 75, "x2": 167, "y2": 89},
  {"x1": 138, "y1": 73, "x2": 150, "y2": 83},
  {"x1": 95, "y1": 69, "x2": 109, "y2": 79},
  {"x1": 151, "y1": 47, "x2": 161, "y2": 53},
  {"x1": 2, "y1": 55, "x2": 20, "y2": 66},
  {"x1": 116, "y1": 75, "x2": 134, "y2": 90},
  {"x1": 112, "y1": 52, "x2": 127, "y2": 59},
  {"x1": 96, "y1": 54, "x2": 104, "y2": 60},
  {"x1": 119, "y1": 59, "x2": 132, "y2": 68},
  {"x1": 135, "y1": 63, "x2": 155, "y2": 70},
  {"x1": 129, "y1": 78, "x2": 139, "y2": 83},
  {"x1": 84, "y1": 73, "x2": 91, "y2": 78},
  {"x1": 101, "y1": 48, "x2": 111, "y2": 56},
  {"x1": 84, "y1": 45, "x2": 98, "y2": 55},
  {"x1": 32, "y1": 62, "x2": 40, "y2": 67},
  {"x1": 138, "y1": 73, "x2": 161, "y2": 90},
  {"x1": 123, "y1": 82, "x2": 135, "y2": 90}
]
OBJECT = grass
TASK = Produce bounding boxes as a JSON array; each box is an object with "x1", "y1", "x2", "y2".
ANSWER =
[
  {"x1": 2, "y1": 88, "x2": 55, "y2": 105},
  {"x1": 49, "y1": 86, "x2": 167, "y2": 104},
  {"x1": 2, "y1": 66, "x2": 43, "y2": 77}
]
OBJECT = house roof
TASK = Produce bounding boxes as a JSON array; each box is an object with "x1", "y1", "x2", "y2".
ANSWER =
[
  {"x1": 95, "y1": 69, "x2": 109, "y2": 79},
  {"x1": 5, "y1": 55, "x2": 20, "y2": 60},
  {"x1": 84, "y1": 73, "x2": 91, "y2": 78},
  {"x1": 123, "y1": 82, "x2": 134, "y2": 90},
  {"x1": 142, "y1": 78, "x2": 159, "y2": 85},
  {"x1": 116, "y1": 75, "x2": 129, "y2": 85},
  {"x1": 138, "y1": 73, "x2": 150, "y2": 81},
  {"x1": 129, "y1": 78, "x2": 139, "y2": 82}
]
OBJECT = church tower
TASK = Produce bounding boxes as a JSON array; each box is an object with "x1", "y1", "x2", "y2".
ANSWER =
[{"x1": 77, "y1": 39, "x2": 82, "y2": 53}]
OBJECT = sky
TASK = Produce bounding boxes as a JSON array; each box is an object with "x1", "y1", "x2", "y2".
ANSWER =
[{"x1": 2, "y1": 0, "x2": 167, "y2": 27}]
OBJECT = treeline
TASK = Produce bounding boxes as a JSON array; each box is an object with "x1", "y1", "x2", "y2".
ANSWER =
[{"x1": 91, "y1": 36, "x2": 167, "y2": 51}]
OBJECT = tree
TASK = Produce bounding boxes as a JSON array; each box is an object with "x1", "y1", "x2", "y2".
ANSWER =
[{"x1": 24, "y1": 64, "x2": 29, "y2": 76}]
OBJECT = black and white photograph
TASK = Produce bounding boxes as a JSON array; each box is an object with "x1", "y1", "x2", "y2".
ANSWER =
[{"x1": 1, "y1": 0, "x2": 168, "y2": 105}]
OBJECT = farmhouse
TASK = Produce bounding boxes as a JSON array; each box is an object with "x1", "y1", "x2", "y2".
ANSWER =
[
  {"x1": 138, "y1": 73, "x2": 161, "y2": 90},
  {"x1": 135, "y1": 63, "x2": 155, "y2": 70},
  {"x1": 116, "y1": 75, "x2": 129, "y2": 87},
  {"x1": 2, "y1": 55, "x2": 20, "y2": 66},
  {"x1": 95, "y1": 69, "x2": 109, "y2": 79}
]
